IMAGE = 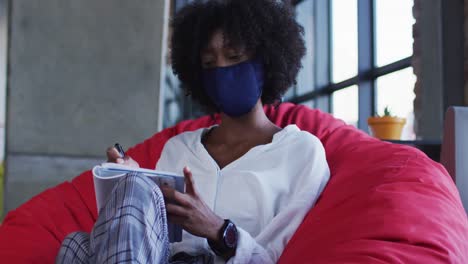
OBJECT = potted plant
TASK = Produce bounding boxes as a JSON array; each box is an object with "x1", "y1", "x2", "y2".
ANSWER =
[{"x1": 367, "y1": 106, "x2": 406, "y2": 140}]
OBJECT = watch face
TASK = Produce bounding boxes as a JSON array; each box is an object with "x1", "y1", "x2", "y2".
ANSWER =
[{"x1": 224, "y1": 222, "x2": 238, "y2": 248}]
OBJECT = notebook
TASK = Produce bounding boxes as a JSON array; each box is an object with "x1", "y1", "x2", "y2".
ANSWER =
[{"x1": 92, "y1": 162, "x2": 185, "y2": 242}]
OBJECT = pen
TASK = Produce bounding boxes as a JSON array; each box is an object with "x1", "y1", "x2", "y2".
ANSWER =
[{"x1": 114, "y1": 143, "x2": 125, "y2": 158}]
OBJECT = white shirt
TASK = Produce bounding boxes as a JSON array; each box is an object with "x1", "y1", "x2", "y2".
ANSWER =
[{"x1": 156, "y1": 124, "x2": 330, "y2": 264}]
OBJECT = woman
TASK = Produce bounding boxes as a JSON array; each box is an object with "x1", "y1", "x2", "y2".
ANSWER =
[{"x1": 56, "y1": 0, "x2": 329, "y2": 263}]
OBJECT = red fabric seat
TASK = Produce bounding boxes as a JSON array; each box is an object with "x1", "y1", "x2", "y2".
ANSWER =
[{"x1": 0, "y1": 103, "x2": 467, "y2": 263}]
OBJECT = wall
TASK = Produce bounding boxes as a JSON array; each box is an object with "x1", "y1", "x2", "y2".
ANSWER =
[
  {"x1": 0, "y1": 0, "x2": 7, "y2": 218},
  {"x1": 0, "y1": 0, "x2": 6, "y2": 162},
  {"x1": 413, "y1": 0, "x2": 466, "y2": 140},
  {"x1": 3, "y1": 0, "x2": 169, "y2": 214},
  {"x1": 465, "y1": 0, "x2": 468, "y2": 105},
  {"x1": 412, "y1": 0, "x2": 444, "y2": 140}
]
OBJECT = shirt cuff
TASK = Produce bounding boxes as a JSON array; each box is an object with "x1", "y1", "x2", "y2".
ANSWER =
[{"x1": 226, "y1": 227, "x2": 273, "y2": 264}]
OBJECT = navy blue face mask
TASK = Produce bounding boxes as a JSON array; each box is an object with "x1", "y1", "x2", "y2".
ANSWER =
[{"x1": 202, "y1": 59, "x2": 264, "y2": 117}]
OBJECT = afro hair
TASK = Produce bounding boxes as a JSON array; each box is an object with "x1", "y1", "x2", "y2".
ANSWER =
[{"x1": 170, "y1": 0, "x2": 306, "y2": 112}]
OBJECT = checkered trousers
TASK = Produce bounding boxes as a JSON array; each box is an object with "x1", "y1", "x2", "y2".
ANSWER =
[
  {"x1": 56, "y1": 172, "x2": 170, "y2": 263},
  {"x1": 56, "y1": 172, "x2": 214, "y2": 264}
]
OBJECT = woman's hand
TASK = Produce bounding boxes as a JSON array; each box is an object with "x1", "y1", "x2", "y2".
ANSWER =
[
  {"x1": 106, "y1": 146, "x2": 140, "y2": 168},
  {"x1": 162, "y1": 167, "x2": 224, "y2": 241}
]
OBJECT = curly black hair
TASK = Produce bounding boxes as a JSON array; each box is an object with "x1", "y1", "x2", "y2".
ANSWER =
[{"x1": 170, "y1": 0, "x2": 306, "y2": 112}]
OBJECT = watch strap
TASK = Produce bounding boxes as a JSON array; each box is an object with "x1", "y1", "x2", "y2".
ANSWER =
[{"x1": 208, "y1": 219, "x2": 238, "y2": 257}]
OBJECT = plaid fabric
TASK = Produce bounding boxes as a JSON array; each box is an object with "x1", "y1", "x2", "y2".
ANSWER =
[
  {"x1": 56, "y1": 173, "x2": 213, "y2": 264},
  {"x1": 56, "y1": 231, "x2": 91, "y2": 264},
  {"x1": 57, "y1": 172, "x2": 169, "y2": 263}
]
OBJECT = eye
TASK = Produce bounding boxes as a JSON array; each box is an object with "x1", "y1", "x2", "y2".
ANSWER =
[
  {"x1": 202, "y1": 60, "x2": 215, "y2": 68},
  {"x1": 201, "y1": 52, "x2": 216, "y2": 67},
  {"x1": 229, "y1": 54, "x2": 241, "y2": 60}
]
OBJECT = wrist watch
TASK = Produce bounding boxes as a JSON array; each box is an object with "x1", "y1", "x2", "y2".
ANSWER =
[{"x1": 208, "y1": 219, "x2": 238, "y2": 256}]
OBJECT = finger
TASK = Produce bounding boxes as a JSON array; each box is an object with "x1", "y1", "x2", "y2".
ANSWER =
[
  {"x1": 183, "y1": 166, "x2": 197, "y2": 196},
  {"x1": 161, "y1": 186, "x2": 191, "y2": 207},
  {"x1": 122, "y1": 156, "x2": 139, "y2": 168},
  {"x1": 106, "y1": 147, "x2": 121, "y2": 162},
  {"x1": 160, "y1": 186, "x2": 174, "y2": 200},
  {"x1": 166, "y1": 203, "x2": 188, "y2": 217}
]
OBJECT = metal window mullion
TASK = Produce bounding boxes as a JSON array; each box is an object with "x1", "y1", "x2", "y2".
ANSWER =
[
  {"x1": 371, "y1": 57, "x2": 412, "y2": 77},
  {"x1": 290, "y1": 76, "x2": 359, "y2": 104},
  {"x1": 357, "y1": 0, "x2": 375, "y2": 132},
  {"x1": 313, "y1": 0, "x2": 331, "y2": 112},
  {"x1": 174, "y1": 0, "x2": 189, "y2": 13}
]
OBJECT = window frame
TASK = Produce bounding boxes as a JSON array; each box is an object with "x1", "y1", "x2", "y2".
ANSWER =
[{"x1": 290, "y1": 0, "x2": 412, "y2": 133}]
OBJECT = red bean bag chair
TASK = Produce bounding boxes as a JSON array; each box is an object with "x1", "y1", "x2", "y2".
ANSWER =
[{"x1": 0, "y1": 103, "x2": 467, "y2": 263}]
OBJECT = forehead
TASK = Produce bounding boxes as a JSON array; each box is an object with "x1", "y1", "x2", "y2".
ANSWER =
[{"x1": 201, "y1": 30, "x2": 242, "y2": 54}]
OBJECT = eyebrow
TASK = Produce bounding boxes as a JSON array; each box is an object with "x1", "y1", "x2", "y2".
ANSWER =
[
  {"x1": 201, "y1": 47, "x2": 216, "y2": 54},
  {"x1": 202, "y1": 46, "x2": 245, "y2": 55}
]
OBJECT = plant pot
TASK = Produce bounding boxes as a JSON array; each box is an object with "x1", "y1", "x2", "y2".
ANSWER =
[{"x1": 367, "y1": 116, "x2": 406, "y2": 140}]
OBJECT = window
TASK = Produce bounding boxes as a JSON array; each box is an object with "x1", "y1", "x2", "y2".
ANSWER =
[
  {"x1": 291, "y1": 0, "x2": 415, "y2": 139},
  {"x1": 162, "y1": 0, "x2": 205, "y2": 128},
  {"x1": 331, "y1": 0, "x2": 358, "y2": 83},
  {"x1": 376, "y1": 68, "x2": 416, "y2": 139},
  {"x1": 375, "y1": 0, "x2": 414, "y2": 67}
]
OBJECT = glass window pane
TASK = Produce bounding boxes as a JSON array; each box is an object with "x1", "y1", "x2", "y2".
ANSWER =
[
  {"x1": 375, "y1": 0, "x2": 414, "y2": 66},
  {"x1": 315, "y1": 96, "x2": 330, "y2": 113},
  {"x1": 283, "y1": 85, "x2": 295, "y2": 101},
  {"x1": 376, "y1": 67, "x2": 416, "y2": 140},
  {"x1": 301, "y1": 99, "x2": 315, "y2": 110},
  {"x1": 332, "y1": 0, "x2": 358, "y2": 83},
  {"x1": 332, "y1": 85, "x2": 358, "y2": 127},
  {"x1": 295, "y1": 0, "x2": 314, "y2": 95}
]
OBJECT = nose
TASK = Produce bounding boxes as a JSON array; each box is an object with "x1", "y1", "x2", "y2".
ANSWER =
[{"x1": 214, "y1": 56, "x2": 232, "y2": 68}]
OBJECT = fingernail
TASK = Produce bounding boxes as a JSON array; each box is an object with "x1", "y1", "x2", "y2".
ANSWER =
[{"x1": 185, "y1": 166, "x2": 190, "y2": 171}]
